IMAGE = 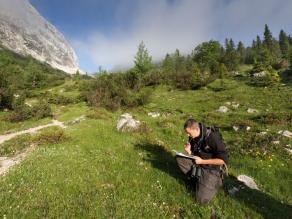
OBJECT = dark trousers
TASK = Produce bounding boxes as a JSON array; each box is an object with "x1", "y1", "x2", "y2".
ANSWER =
[{"x1": 176, "y1": 156, "x2": 223, "y2": 204}]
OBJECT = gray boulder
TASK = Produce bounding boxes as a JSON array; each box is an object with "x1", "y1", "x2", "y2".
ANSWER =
[
  {"x1": 117, "y1": 113, "x2": 140, "y2": 132},
  {"x1": 237, "y1": 174, "x2": 259, "y2": 190}
]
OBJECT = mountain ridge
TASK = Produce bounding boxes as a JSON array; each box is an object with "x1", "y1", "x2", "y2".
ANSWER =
[{"x1": 0, "y1": 0, "x2": 79, "y2": 74}]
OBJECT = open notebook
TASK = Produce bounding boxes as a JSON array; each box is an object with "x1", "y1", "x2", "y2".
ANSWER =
[{"x1": 172, "y1": 150, "x2": 196, "y2": 160}]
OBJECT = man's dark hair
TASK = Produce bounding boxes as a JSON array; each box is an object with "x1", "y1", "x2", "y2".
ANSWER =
[{"x1": 184, "y1": 118, "x2": 199, "y2": 129}]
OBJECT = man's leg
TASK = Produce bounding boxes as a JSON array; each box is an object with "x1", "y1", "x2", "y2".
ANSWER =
[
  {"x1": 175, "y1": 156, "x2": 194, "y2": 175},
  {"x1": 196, "y1": 168, "x2": 223, "y2": 204}
]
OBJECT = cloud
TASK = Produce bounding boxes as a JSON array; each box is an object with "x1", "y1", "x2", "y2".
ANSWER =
[{"x1": 72, "y1": 0, "x2": 292, "y2": 72}]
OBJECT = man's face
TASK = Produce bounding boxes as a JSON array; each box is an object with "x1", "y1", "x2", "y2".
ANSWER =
[{"x1": 185, "y1": 127, "x2": 199, "y2": 138}]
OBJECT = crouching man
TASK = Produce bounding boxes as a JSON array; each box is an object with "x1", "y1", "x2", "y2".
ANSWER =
[{"x1": 176, "y1": 118, "x2": 229, "y2": 204}]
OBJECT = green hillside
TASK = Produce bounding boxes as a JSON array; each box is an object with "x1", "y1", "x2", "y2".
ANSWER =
[
  {"x1": 0, "y1": 76, "x2": 291, "y2": 218},
  {"x1": 0, "y1": 25, "x2": 292, "y2": 218}
]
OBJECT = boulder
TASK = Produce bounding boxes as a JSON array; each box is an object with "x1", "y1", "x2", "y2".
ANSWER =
[
  {"x1": 233, "y1": 125, "x2": 251, "y2": 132},
  {"x1": 231, "y1": 102, "x2": 240, "y2": 109},
  {"x1": 272, "y1": 140, "x2": 280, "y2": 145},
  {"x1": 117, "y1": 113, "x2": 140, "y2": 132},
  {"x1": 217, "y1": 106, "x2": 229, "y2": 113},
  {"x1": 278, "y1": 130, "x2": 292, "y2": 138},
  {"x1": 253, "y1": 71, "x2": 267, "y2": 77},
  {"x1": 237, "y1": 175, "x2": 259, "y2": 190},
  {"x1": 148, "y1": 112, "x2": 160, "y2": 118},
  {"x1": 247, "y1": 108, "x2": 258, "y2": 113}
]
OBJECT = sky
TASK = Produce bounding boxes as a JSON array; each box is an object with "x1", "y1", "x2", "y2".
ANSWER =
[{"x1": 29, "y1": 0, "x2": 292, "y2": 73}]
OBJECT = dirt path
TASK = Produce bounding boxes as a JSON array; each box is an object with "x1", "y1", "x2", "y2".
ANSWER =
[
  {"x1": 0, "y1": 117, "x2": 86, "y2": 177},
  {"x1": 0, "y1": 119, "x2": 67, "y2": 144},
  {"x1": 0, "y1": 143, "x2": 36, "y2": 176}
]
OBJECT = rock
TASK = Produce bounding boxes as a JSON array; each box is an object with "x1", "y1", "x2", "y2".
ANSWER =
[
  {"x1": 278, "y1": 130, "x2": 292, "y2": 138},
  {"x1": 25, "y1": 103, "x2": 32, "y2": 107},
  {"x1": 247, "y1": 108, "x2": 258, "y2": 113},
  {"x1": 148, "y1": 112, "x2": 160, "y2": 118},
  {"x1": 237, "y1": 175, "x2": 259, "y2": 190},
  {"x1": 228, "y1": 186, "x2": 240, "y2": 195},
  {"x1": 225, "y1": 101, "x2": 231, "y2": 105},
  {"x1": 3, "y1": 108, "x2": 8, "y2": 112},
  {"x1": 217, "y1": 106, "x2": 229, "y2": 113},
  {"x1": 0, "y1": 0, "x2": 79, "y2": 73},
  {"x1": 233, "y1": 125, "x2": 251, "y2": 132},
  {"x1": 272, "y1": 140, "x2": 280, "y2": 145},
  {"x1": 67, "y1": 115, "x2": 86, "y2": 125},
  {"x1": 285, "y1": 144, "x2": 292, "y2": 155},
  {"x1": 253, "y1": 71, "x2": 267, "y2": 77},
  {"x1": 259, "y1": 131, "x2": 267, "y2": 135},
  {"x1": 231, "y1": 102, "x2": 240, "y2": 109},
  {"x1": 117, "y1": 113, "x2": 140, "y2": 132}
]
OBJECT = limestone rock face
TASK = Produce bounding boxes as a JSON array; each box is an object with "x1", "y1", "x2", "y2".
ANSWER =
[{"x1": 0, "y1": 0, "x2": 79, "y2": 73}]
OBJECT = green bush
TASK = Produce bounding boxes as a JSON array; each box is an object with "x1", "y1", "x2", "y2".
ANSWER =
[
  {"x1": 84, "y1": 73, "x2": 151, "y2": 110},
  {"x1": 0, "y1": 70, "x2": 14, "y2": 110},
  {"x1": 31, "y1": 127, "x2": 70, "y2": 145},
  {"x1": 249, "y1": 64, "x2": 280, "y2": 86},
  {"x1": 45, "y1": 92, "x2": 81, "y2": 105},
  {"x1": 7, "y1": 98, "x2": 52, "y2": 122}
]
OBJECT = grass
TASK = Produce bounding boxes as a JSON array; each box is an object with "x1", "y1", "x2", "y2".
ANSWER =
[{"x1": 0, "y1": 76, "x2": 291, "y2": 218}]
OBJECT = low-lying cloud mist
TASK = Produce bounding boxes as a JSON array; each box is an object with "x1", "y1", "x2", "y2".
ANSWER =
[{"x1": 72, "y1": 0, "x2": 292, "y2": 72}]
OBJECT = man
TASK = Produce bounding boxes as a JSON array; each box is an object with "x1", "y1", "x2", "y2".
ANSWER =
[{"x1": 176, "y1": 118, "x2": 229, "y2": 204}]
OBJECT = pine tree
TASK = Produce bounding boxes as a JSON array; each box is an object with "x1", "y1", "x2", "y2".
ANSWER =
[
  {"x1": 279, "y1": 29, "x2": 290, "y2": 59},
  {"x1": 256, "y1": 35, "x2": 262, "y2": 49},
  {"x1": 134, "y1": 41, "x2": 153, "y2": 74},
  {"x1": 237, "y1": 41, "x2": 245, "y2": 63},
  {"x1": 263, "y1": 24, "x2": 273, "y2": 49}
]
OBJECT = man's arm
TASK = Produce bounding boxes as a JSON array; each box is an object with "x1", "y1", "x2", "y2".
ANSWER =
[
  {"x1": 193, "y1": 157, "x2": 225, "y2": 165},
  {"x1": 193, "y1": 132, "x2": 228, "y2": 165}
]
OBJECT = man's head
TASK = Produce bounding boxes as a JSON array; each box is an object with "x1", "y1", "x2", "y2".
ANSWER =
[{"x1": 184, "y1": 118, "x2": 200, "y2": 138}]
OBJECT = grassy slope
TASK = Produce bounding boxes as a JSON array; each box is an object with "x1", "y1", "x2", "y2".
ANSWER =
[{"x1": 0, "y1": 78, "x2": 291, "y2": 218}]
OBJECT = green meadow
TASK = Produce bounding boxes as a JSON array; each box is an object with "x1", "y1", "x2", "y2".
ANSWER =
[{"x1": 0, "y1": 75, "x2": 291, "y2": 218}]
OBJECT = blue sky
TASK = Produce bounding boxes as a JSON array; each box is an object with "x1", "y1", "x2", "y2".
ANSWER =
[{"x1": 29, "y1": 0, "x2": 292, "y2": 73}]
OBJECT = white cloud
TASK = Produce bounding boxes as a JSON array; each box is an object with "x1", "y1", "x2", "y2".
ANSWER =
[{"x1": 72, "y1": 0, "x2": 292, "y2": 72}]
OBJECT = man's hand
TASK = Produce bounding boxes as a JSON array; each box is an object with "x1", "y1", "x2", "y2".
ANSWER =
[
  {"x1": 192, "y1": 156, "x2": 203, "y2": 164},
  {"x1": 184, "y1": 142, "x2": 192, "y2": 155}
]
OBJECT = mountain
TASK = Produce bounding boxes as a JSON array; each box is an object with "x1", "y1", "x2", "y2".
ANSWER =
[{"x1": 0, "y1": 0, "x2": 79, "y2": 74}]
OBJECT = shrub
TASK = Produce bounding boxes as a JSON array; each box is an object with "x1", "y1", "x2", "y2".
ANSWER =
[
  {"x1": 85, "y1": 73, "x2": 152, "y2": 110},
  {"x1": 45, "y1": 92, "x2": 80, "y2": 105},
  {"x1": 0, "y1": 70, "x2": 14, "y2": 110},
  {"x1": 7, "y1": 98, "x2": 52, "y2": 122},
  {"x1": 31, "y1": 127, "x2": 70, "y2": 145}
]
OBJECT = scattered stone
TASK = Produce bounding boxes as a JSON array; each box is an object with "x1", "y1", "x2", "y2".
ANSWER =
[
  {"x1": 253, "y1": 71, "x2": 267, "y2": 77},
  {"x1": 117, "y1": 113, "x2": 140, "y2": 132},
  {"x1": 217, "y1": 106, "x2": 229, "y2": 113},
  {"x1": 67, "y1": 115, "x2": 86, "y2": 125},
  {"x1": 13, "y1": 94, "x2": 20, "y2": 98},
  {"x1": 233, "y1": 125, "x2": 251, "y2": 132},
  {"x1": 237, "y1": 175, "x2": 259, "y2": 190},
  {"x1": 228, "y1": 186, "x2": 240, "y2": 195},
  {"x1": 259, "y1": 131, "x2": 267, "y2": 135},
  {"x1": 225, "y1": 101, "x2": 231, "y2": 105},
  {"x1": 25, "y1": 103, "x2": 32, "y2": 107},
  {"x1": 4, "y1": 108, "x2": 8, "y2": 112},
  {"x1": 148, "y1": 112, "x2": 160, "y2": 118},
  {"x1": 278, "y1": 130, "x2": 292, "y2": 138},
  {"x1": 285, "y1": 145, "x2": 292, "y2": 155},
  {"x1": 247, "y1": 108, "x2": 258, "y2": 113},
  {"x1": 231, "y1": 102, "x2": 240, "y2": 109},
  {"x1": 272, "y1": 140, "x2": 280, "y2": 145}
]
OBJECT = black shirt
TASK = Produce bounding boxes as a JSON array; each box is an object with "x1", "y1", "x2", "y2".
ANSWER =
[{"x1": 189, "y1": 123, "x2": 229, "y2": 171}]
